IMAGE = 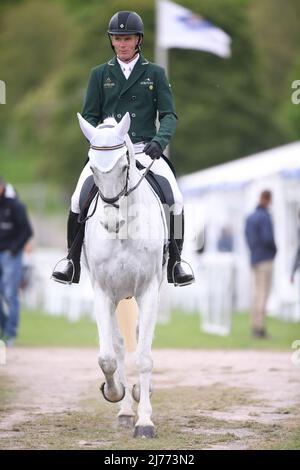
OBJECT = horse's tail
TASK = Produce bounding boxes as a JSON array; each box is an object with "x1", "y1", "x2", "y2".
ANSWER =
[{"x1": 116, "y1": 298, "x2": 138, "y2": 352}]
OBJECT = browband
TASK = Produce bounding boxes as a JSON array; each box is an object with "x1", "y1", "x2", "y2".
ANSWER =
[{"x1": 90, "y1": 142, "x2": 126, "y2": 151}]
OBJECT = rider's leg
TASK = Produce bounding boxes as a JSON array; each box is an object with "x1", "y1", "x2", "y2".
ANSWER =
[
  {"x1": 135, "y1": 153, "x2": 195, "y2": 286},
  {"x1": 167, "y1": 210, "x2": 194, "y2": 286},
  {"x1": 51, "y1": 163, "x2": 92, "y2": 284},
  {"x1": 51, "y1": 211, "x2": 84, "y2": 284}
]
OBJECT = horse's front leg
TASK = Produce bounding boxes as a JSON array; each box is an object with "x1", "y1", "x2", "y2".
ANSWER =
[
  {"x1": 134, "y1": 280, "x2": 160, "y2": 438},
  {"x1": 94, "y1": 287, "x2": 125, "y2": 403},
  {"x1": 111, "y1": 313, "x2": 135, "y2": 428}
]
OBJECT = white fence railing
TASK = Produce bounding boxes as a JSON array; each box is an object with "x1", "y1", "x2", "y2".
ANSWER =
[{"x1": 21, "y1": 249, "x2": 237, "y2": 335}]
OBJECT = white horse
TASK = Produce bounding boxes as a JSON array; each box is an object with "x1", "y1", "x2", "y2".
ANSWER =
[{"x1": 77, "y1": 112, "x2": 166, "y2": 438}]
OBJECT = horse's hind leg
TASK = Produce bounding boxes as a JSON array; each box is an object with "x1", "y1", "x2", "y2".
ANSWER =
[
  {"x1": 111, "y1": 314, "x2": 135, "y2": 428},
  {"x1": 134, "y1": 281, "x2": 159, "y2": 438},
  {"x1": 94, "y1": 287, "x2": 125, "y2": 403}
]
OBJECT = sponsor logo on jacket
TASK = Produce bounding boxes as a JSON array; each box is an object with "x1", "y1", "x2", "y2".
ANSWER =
[{"x1": 104, "y1": 77, "x2": 116, "y2": 88}]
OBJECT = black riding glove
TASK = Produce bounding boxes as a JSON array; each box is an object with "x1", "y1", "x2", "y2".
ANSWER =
[{"x1": 143, "y1": 141, "x2": 162, "y2": 160}]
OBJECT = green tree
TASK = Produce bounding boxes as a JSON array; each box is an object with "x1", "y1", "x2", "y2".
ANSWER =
[
  {"x1": 281, "y1": 57, "x2": 300, "y2": 140},
  {"x1": 12, "y1": 0, "x2": 155, "y2": 187},
  {"x1": 0, "y1": 1, "x2": 74, "y2": 108},
  {"x1": 0, "y1": 0, "x2": 295, "y2": 189},
  {"x1": 248, "y1": 0, "x2": 300, "y2": 105},
  {"x1": 169, "y1": 0, "x2": 286, "y2": 173}
]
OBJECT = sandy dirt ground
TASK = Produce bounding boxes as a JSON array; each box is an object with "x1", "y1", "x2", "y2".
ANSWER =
[{"x1": 0, "y1": 348, "x2": 300, "y2": 450}]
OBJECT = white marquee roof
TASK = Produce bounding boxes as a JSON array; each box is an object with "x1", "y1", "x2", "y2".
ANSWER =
[{"x1": 179, "y1": 141, "x2": 300, "y2": 197}]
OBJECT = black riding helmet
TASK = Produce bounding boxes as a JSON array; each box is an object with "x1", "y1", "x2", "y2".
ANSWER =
[{"x1": 108, "y1": 11, "x2": 144, "y2": 54}]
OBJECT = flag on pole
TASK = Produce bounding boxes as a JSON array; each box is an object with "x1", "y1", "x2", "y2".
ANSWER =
[{"x1": 157, "y1": 0, "x2": 232, "y2": 58}]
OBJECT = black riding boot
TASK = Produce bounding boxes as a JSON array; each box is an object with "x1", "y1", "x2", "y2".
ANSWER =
[
  {"x1": 167, "y1": 211, "x2": 195, "y2": 286},
  {"x1": 51, "y1": 210, "x2": 84, "y2": 284}
]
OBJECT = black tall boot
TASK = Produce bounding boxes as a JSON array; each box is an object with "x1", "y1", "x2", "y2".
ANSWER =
[
  {"x1": 167, "y1": 211, "x2": 195, "y2": 286},
  {"x1": 51, "y1": 211, "x2": 84, "y2": 284}
]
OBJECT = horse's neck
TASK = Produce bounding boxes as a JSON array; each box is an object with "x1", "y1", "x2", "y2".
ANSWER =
[{"x1": 92, "y1": 164, "x2": 164, "y2": 243}]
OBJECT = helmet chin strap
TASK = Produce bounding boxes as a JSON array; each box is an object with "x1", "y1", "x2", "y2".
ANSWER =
[{"x1": 135, "y1": 35, "x2": 142, "y2": 52}]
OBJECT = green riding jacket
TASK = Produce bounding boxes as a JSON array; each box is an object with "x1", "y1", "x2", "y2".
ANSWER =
[{"x1": 82, "y1": 54, "x2": 178, "y2": 151}]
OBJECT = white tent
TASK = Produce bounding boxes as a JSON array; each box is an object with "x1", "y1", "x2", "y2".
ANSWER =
[
  {"x1": 178, "y1": 141, "x2": 300, "y2": 321},
  {"x1": 180, "y1": 141, "x2": 300, "y2": 196}
]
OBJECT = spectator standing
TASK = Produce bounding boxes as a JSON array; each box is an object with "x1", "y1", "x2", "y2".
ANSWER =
[
  {"x1": 290, "y1": 210, "x2": 300, "y2": 284},
  {"x1": 0, "y1": 177, "x2": 33, "y2": 345},
  {"x1": 217, "y1": 226, "x2": 234, "y2": 252},
  {"x1": 245, "y1": 190, "x2": 277, "y2": 338}
]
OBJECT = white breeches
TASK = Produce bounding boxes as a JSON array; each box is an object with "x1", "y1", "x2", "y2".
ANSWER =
[{"x1": 71, "y1": 152, "x2": 184, "y2": 215}]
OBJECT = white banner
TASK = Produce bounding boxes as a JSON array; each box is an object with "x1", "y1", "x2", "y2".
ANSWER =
[{"x1": 157, "y1": 0, "x2": 231, "y2": 58}]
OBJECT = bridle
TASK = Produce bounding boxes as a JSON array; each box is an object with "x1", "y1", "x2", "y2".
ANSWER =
[
  {"x1": 81, "y1": 139, "x2": 155, "y2": 223},
  {"x1": 90, "y1": 143, "x2": 131, "y2": 208}
]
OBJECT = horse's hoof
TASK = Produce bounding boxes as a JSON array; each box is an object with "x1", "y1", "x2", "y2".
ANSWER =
[
  {"x1": 132, "y1": 383, "x2": 153, "y2": 403},
  {"x1": 100, "y1": 382, "x2": 125, "y2": 403},
  {"x1": 134, "y1": 425, "x2": 156, "y2": 439},
  {"x1": 118, "y1": 415, "x2": 135, "y2": 428}
]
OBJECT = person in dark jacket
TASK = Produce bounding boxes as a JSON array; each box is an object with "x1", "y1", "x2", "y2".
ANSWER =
[
  {"x1": 51, "y1": 10, "x2": 195, "y2": 288},
  {"x1": 0, "y1": 177, "x2": 33, "y2": 345},
  {"x1": 245, "y1": 190, "x2": 277, "y2": 338},
  {"x1": 290, "y1": 210, "x2": 300, "y2": 283}
]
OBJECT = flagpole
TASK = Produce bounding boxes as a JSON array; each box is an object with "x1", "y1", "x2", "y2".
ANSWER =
[
  {"x1": 155, "y1": 0, "x2": 170, "y2": 157},
  {"x1": 155, "y1": 0, "x2": 169, "y2": 77}
]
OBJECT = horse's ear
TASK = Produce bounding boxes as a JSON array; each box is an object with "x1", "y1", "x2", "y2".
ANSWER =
[
  {"x1": 77, "y1": 113, "x2": 96, "y2": 142},
  {"x1": 116, "y1": 112, "x2": 131, "y2": 138}
]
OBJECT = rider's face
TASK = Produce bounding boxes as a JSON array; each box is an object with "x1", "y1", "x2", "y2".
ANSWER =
[{"x1": 111, "y1": 35, "x2": 139, "y2": 62}]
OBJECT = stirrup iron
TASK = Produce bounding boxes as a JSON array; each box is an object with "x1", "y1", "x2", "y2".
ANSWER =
[
  {"x1": 170, "y1": 259, "x2": 195, "y2": 287},
  {"x1": 51, "y1": 257, "x2": 75, "y2": 285}
]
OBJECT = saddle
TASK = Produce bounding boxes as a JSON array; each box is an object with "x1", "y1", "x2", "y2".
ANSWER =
[
  {"x1": 79, "y1": 176, "x2": 97, "y2": 213},
  {"x1": 135, "y1": 160, "x2": 175, "y2": 208}
]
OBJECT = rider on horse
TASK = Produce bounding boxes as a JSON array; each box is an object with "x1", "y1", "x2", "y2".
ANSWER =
[{"x1": 52, "y1": 10, "x2": 195, "y2": 287}]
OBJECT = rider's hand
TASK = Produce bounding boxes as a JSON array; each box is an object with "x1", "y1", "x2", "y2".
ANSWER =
[{"x1": 143, "y1": 141, "x2": 162, "y2": 160}]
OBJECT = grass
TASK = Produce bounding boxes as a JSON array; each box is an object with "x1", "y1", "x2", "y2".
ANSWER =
[
  {"x1": 0, "y1": 385, "x2": 266, "y2": 450},
  {"x1": 17, "y1": 310, "x2": 99, "y2": 347},
  {"x1": 269, "y1": 426, "x2": 300, "y2": 450},
  {"x1": 0, "y1": 382, "x2": 298, "y2": 450},
  {"x1": 15, "y1": 308, "x2": 300, "y2": 349},
  {"x1": 154, "y1": 310, "x2": 300, "y2": 350}
]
